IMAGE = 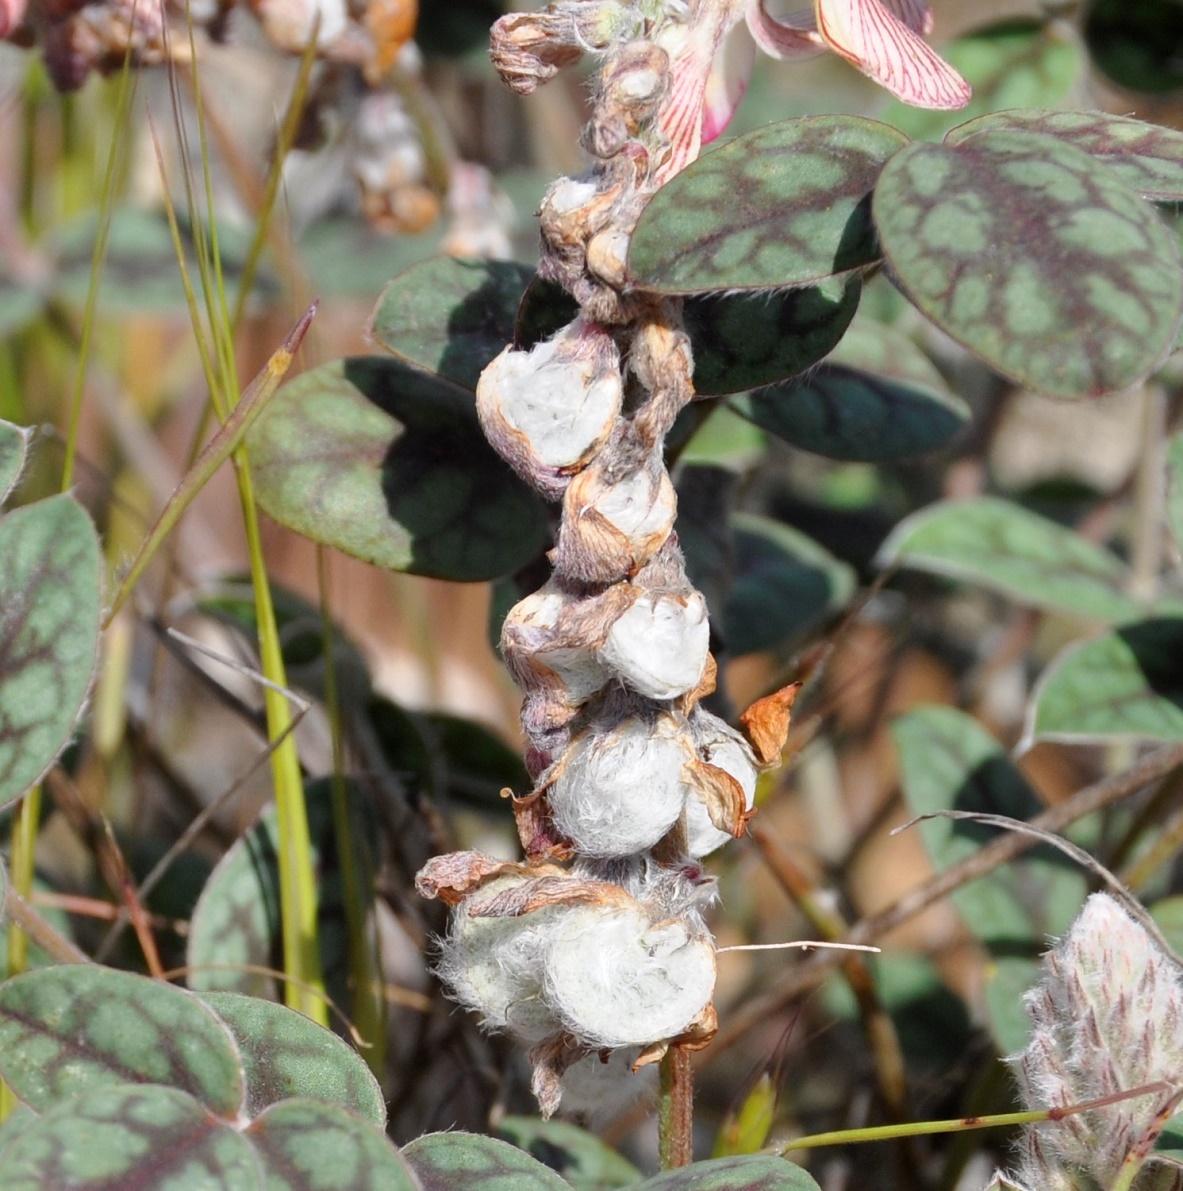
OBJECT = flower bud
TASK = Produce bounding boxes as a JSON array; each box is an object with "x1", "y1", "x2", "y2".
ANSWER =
[
  {"x1": 596, "y1": 587, "x2": 709, "y2": 701},
  {"x1": 477, "y1": 320, "x2": 623, "y2": 500},
  {"x1": 547, "y1": 713, "x2": 696, "y2": 856}
]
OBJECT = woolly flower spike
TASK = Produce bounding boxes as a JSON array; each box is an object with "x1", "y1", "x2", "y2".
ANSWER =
[{"x1": 996, "y1": 893, "x2": 1183, "y2": 1191}]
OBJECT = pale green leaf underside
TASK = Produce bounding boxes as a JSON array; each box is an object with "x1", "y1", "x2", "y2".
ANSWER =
[
  {"x1": 0, "y1": 420, "x2": 30, "y2": 504},
  {"x1": 878, "y1": 496, "x2": 1142, "y2": 622},
  {"x1": 1030, "y1": 619, "x2": 1183, "y2": 744}
]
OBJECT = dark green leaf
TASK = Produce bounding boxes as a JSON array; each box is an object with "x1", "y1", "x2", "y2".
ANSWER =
[
  {"x1": 200, "y1": 992, "x2": 385, "y2": 1127},
  {"x1": 248, "y1": 1099, "x2": 418, "y2": 1190},
  {"x1": 686, "y1": 279, "x2": 861, "y2": 396},
  {"x1": 893, "y1": 706, "x2": 1086, "y2": 1051},
  {"x1": 882, "y1": 19, "x2": 1084, "y2": 143},
  {"x1": 1085, "y1": 0, "x2": 1183, "y2": 94},
  {"x1": 731, "y1": 319, "x2": 969, "y2": 461},
  {"x1": 497, "y1": 1116, "x2": 641, "y2": 1189},
  {"x1": 0, "y1": 419, "x2": 30, "y2": 504},
  {"x1": 0, "y1": 966, "x2": 245, "y2": 1116},
  {"x1": 946, "y1": 109, "x2": 1183, "y2": 200},
  {"x1": 725, "y1": 513, "x2": 856, "y2": 656},
  {"x1": 634, "y1": 1155, "x2": 821, "y2": 1190},
  {"x1": 875, "y1": 130, "x2": 1183, "y2": 399},
  {"x1": 402, "y1": 1131, "x2": 573, "y2": 1191},
  {"x1": 514, "y1": 277, "x2": 578, "y2": 351},
  {"x1": 1030, "y1": 618, "x2": 1183, "y2": 744},
  {"x1": 0, "y1": 1085, "x2": 260, "y2": 1191},
  {"x1": 247, "y1": 357, "x2": 549, "y2": 581},
  {"x1": 878, "y1": 497, "x2": 1143, "y2": 622},
  {"x1": 0, "y1": 495, "x2": 102, "y2": 808},
  {"x1": 370, "y1": 258, "x2": 537, "y2": 390},
  {"x1": 422, "y1": 713, "x2": 530, "y2": 809},
  {"x1": 627, "y1": 116, "x2": 908, "y2": 293},
  {"x1": 187, "y1": 780, "x2": 368, "y2": 1003}
]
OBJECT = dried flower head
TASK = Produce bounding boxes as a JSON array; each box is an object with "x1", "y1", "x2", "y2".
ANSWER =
[{"x1": 997, "y1": 893, "x2": 1183, "y2": 1191}]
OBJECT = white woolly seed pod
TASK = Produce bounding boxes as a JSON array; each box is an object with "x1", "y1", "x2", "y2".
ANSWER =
[
  {"x1": 548, "y1": 714, "x2": 696, "y2": 857},
  {"x1": 556, "y1": 1046, "x2": 658, "y2": 1123},
  {"x1": 542, "y1": 904, "x2": 716, "y2": 1049},
  {"x1": 553, "y1": 453, "x2": 677, "y2": 584},
  {"x1": 500, "y1": 586, "x2": 609, "y2": 707},
  {"x1": 438, "y1": 877, "x2": 563, "y2": 1042},
  {"x1": 596, "y1": 588, "x2": 709, "y2": 701},
  {"x1": 476, "y1": 320, "x2": 622, "y2": 500},
  {"x1": 685, "y1": 711, "x2": 759, "y2": 857}
]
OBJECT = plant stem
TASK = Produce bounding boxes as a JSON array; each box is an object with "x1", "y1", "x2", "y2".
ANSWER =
[{"x1": 658, "y1": 1046, "x2": 694, "y2": 1169}]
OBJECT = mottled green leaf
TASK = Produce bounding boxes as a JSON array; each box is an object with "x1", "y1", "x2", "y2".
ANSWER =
[
  {"x1": 731, "y1": 319, "x2": 968, "y2": 461},
  {"x1": 686, "y1": 279, "x2": 861, "y2": 396},
  {"x1": 0, "y1": 1085, "x2": 260, "y2": 1191},
  {"x1": 248, "y1": 357, "x2": 549, "y2": 581},
  {"x1": 497, "y1": 1117, "x2": 641, "y2": 1189},
  {"x1": 370, "y1": 258, "x2": 536, "y2": 390},
  {"x1": 725, "y1": 513, "x2": 856, "y2": 656},
  {"x1": 0, "y1": 495, "x2": 102, "y2": 807},
  {"x1": 0, "y1": 419, "x2": 30, "y2": 504},
  {"x1": 882, "y1": 19, "x2": 1084, "y2": 143},
  {"x1": 628, "y1": 116, "x2": 908, "y2": 293},
  {"x1": 200, "y1": 992, "x2": 384, "y2": 1127},
  {"x1": 402, "y1": 1131, "x2": 572, "y2": 1191},
  {"x1": 634, "y1": 1155, "x2": 821, "y2": 1190},
  {"x1": 875, "y1": 130, "x2": 1183, "y2": 399},
  {"x1": 878, "y1": 497, "x2": 1142, "y2": 622},
  {"x1": 893, "y1": 706, "x2": 1086, "y2": 1051},
  {"x1": 1085, "y1": 0, "x2": 1183, "y2": 94},
  {"x1": 1029, "y1": 619, "x2": 1183, "y2": 744},
  {"x1": 0, "y1": 966, "x2": 245, "y2": 1116},
  {"x1": 248, "y1": 1099, "x2": 417, "y2": 1191},
  {"x1": 946, "y1": 109, "x2": 1183, "y2": 201}
]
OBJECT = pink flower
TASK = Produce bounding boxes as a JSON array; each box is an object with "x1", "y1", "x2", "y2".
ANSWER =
[
  {"x1": 745, "y1": 0, "x2": 972, "y2": 111},
  {"x1": 661, "y1": 0, "x2": 970, "y2": 177}
]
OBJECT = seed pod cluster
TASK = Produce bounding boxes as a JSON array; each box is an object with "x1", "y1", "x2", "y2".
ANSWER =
[{"x1": 417, "y1": 0, "x2": 798, "y2": 1120}]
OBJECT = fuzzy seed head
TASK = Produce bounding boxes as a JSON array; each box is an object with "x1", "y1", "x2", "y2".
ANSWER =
[{"x1": 596, "y1": 589, "x2": 709, "y2": 701}]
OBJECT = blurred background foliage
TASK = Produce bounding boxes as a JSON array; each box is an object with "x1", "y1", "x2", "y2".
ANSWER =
[{"x1": 3, "y1": 0, "x2": 1183, "y2": 1186}]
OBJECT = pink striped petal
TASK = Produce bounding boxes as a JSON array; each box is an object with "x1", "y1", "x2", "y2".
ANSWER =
[
  {"x1": 881, "y1": 0, "x2": 933, "y2": 36},
  {"x1": 657, "y1": 6, "x2": 744, "y2": 181},
  {"x1": 817, "y1": 0, "x2": 970, "y2": 110},
  {"x1": 744, "y1": 0, "x2": 824, "y2": 59},
  {"x1": 702, "y1": 23, "x2": 757, "y2": 143}
]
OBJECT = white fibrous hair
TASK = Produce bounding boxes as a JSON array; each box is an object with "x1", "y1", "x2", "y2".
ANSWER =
[
  {"x1": 555, "y1": 1047, "x2": 658, "y2": 1124},
  {"x1": 548, "y1": 716, "x2": 696, "y2": 856},
  {"x1": 596, "y1": 589, "x2": 709, "y2": 701},
  {"x1": 996, "y1": 893, "x2": 1183, "y2": 1191},
  {"x1": 543, "y1": 905, "x2": 715, "y2": 1049},
  {"x1": 436, "y1": 878, "x2": 563, "y2": 1042}
]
